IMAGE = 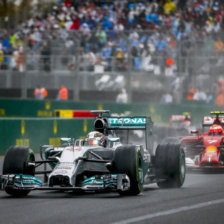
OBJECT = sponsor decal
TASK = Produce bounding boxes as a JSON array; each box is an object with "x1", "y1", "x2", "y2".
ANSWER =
[
  {"x1": 37, "y1": 110, "x2": 53, "y2": 117},
  {"x1": 66, "y1": 147, "x2": 82, "y2": 152},
  {"x1": 207, "y1": 140, "x2": 218, "y2": 144},
  {"x1": 75, "y1": 147, "x2": 82, "y2": 151},
  {"x1": 109, "y1": 117, "x2": 146, "y2": 126},
  {"x1": 66, "y1": 147, "x2": 74, "y2": 152},
  {"x1": 16, "y1": 138, "x2": 29, "y2": 147},
  {"x1": 205, "y1": 146, "x2": 217, "y2": 156}
]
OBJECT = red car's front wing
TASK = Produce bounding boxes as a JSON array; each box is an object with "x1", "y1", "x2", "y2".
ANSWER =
[{"x1": 186, "y1": 164, "x2": 224, "y2": 173}]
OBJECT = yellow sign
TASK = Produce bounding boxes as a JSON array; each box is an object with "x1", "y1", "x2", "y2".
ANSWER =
[
  {"x1": 0, "y1": 109, "x2": 5, "y2": 116},
  {"x1": 53, "y1": 120, "x2": 58, "y2": 135},
  {"x1": 16, "y1": 139, "x2": 29, "y2": 146},
  {"x1": 37, "y1": 110, "x2": 53, "y2": 117},
  {"x1": 21, "y1": 120, "x2": 25, "y2": 136},
  {"x1": 83, "y1": 120, "x2": 87, "y2": 133},
  {"x1": 45, "y1": 101, "x2": 51, "y2": 110},
  {"x1": 98, "y1": 104, "x2": 103, "y2": 110},
  {"x1": 54, "y1": 110, "x2": 73, "y2": 118}
]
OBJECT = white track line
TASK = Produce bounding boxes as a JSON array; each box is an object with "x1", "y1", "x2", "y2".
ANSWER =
[{"x1": 112, "y1": 198, "x2": 224, "y2": 224}]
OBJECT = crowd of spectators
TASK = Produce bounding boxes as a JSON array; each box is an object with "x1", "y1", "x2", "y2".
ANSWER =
[{"x1": 0, "y1": 0, "x2": 224, "y2": 73}]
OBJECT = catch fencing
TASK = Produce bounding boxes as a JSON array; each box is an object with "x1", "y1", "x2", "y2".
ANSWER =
[{"x1": 0, "y1": 30, "x2": 223, "y2": 102}]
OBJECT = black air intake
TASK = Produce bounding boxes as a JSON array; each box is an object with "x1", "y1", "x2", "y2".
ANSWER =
[
  {"x1": 49, "y1": 175, "x2": 71, "y2": 187},
  {"x1": 94, "y1": 118, "x2": 108, "y2": 133}
]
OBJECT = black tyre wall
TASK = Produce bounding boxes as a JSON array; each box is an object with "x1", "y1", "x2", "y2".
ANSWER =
[
  {"x1": 113, "y1": 145, "x2": 143, "y2": 195},
  {"x1": 3, "y1": 146, "x2": 35, "y2": 175},
  {"x1": 3, "y1": 146, "x2": 35, "y2": 197},
  {"x1": 155, "y1": 143, "x2": 185, "y2": 188}
]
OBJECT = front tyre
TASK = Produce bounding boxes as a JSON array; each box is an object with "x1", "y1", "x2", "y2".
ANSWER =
[
  {"x1": 113, "y1": 146, "x2": 144, "y2": 195},
  {"x1": 3, "y1": 146, "x2": 35, "y2": 197},
  {"x1": 155, "y1": 143, "x2": 185, "y2": 188}
]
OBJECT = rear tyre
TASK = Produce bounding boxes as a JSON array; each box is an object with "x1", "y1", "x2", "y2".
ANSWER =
[
  {"x1": 113, "y1": 146, "x2": 143, "y2": 195},
  {"x1": 155, "y1": 143, "x2": 185, "y2": 188},
  {"x1": 3, "y1": 146, "x2": 35, "y2": 196}
]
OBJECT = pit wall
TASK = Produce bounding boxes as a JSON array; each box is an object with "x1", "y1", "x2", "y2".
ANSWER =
[
  {"x1": 0, "y1": 118, "x2": 94, "y2": 155},
  {"x1": 0, "y1": 99, "x2": 218, "y2": 155}
]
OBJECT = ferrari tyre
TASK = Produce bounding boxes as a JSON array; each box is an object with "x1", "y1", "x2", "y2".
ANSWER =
[
  {"x1": 3, "y1": 146, "x2": 35, "y2": 196},
  {"x1": 155, "y1": 143, "x2": 185, "y2": 188},
  {"x1": 113, "y1": 145, "x2": 143, "y2": 195}
]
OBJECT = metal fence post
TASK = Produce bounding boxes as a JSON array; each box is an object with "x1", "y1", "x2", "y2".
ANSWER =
[
  {"x1": 21, "y1": 54, "x2": 27, "y2": 99},
  {"x1": 73, "y1": 38, "x2": 80, "y2": 101}
]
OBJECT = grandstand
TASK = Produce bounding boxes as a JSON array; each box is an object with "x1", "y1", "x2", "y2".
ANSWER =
[{"x1": 0, "y1": 0, "x2": 224, "y2": 103}]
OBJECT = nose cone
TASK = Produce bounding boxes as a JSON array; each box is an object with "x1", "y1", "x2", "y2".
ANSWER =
[{"x1": 200, "y1": 146, "x2": 220, "y2": 167}]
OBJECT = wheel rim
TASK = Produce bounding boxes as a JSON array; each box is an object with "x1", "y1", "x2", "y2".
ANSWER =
[{"x1": 138, "y1": 156, "x2": 144, "y2": 185}]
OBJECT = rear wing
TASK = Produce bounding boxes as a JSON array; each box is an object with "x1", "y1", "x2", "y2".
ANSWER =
[
  {"x1": 108, "y1": 117, "x2": 148, "y2": 130},
  {"x1": 92, "y1": 112, "x2": 154, "y2": 154},
  {"x1": 203, "y1": 111, "x2": 224, "y2": 127}
]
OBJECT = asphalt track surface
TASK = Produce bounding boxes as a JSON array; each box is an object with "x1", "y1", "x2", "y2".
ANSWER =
[{"x1": 1, "y1": 157, "x2": 224, "y2": 224}]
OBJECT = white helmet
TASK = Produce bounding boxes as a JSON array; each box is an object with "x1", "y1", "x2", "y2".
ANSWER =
[{"x1": 86, "y1": 131, "x2": 104, "y2": 146}]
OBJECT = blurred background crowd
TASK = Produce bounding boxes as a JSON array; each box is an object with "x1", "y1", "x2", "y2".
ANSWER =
[{"x1": 0, "y1": 0, "x2": 224, "y2": 105}]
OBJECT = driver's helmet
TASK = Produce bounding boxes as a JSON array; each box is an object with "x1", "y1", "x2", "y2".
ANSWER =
[
  {"x1": 208, "y1": 124, "x2": 223, "y2": 136},
  {"x1": 86, "y1": 131, "x2": 105, "y2": 146}
]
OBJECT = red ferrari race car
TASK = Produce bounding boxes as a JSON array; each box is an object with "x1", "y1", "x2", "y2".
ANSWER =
[{"x1": 181, "y1": 111, "x2": 224, "y2": 172}]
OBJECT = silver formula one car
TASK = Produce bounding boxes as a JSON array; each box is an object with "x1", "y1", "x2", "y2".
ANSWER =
[{"x1": 0, "y1": 110, "x2": 185, "y2": 197}]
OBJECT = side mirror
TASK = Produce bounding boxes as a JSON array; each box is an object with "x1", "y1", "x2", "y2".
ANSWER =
[{"x1": 60, "y1": 138, "x2": 72, "y2": 144}]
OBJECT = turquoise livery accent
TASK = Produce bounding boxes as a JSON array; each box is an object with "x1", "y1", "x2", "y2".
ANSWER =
[
  {"x1": 14, "y1": 175, "x2": 42, "y2": 186},
  {"x1": 81, "y1": 175, "x2": 118, "y2": 187},
  {"x1": 108, "y1": 117, "x2": 146, "y2": 127}
]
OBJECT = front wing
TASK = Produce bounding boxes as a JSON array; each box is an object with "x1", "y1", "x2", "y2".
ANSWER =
[
  {"x1": 186, "y1": 158, "x2": 224, "y2": 173},
  {"x1": 0, "y1": 174, "x2": 130, "y2": 192}
]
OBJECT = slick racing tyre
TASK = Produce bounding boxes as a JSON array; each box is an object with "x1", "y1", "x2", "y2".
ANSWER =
[
  {"x1": 3, "y1": 146, "x2": 35, "y2": 196},
  {"x1": 155, "y1": 143, "x2": 185, "y2": 188},
  {"x1": 113, "y1": 145, "x2": 144, "y2": 195}
]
